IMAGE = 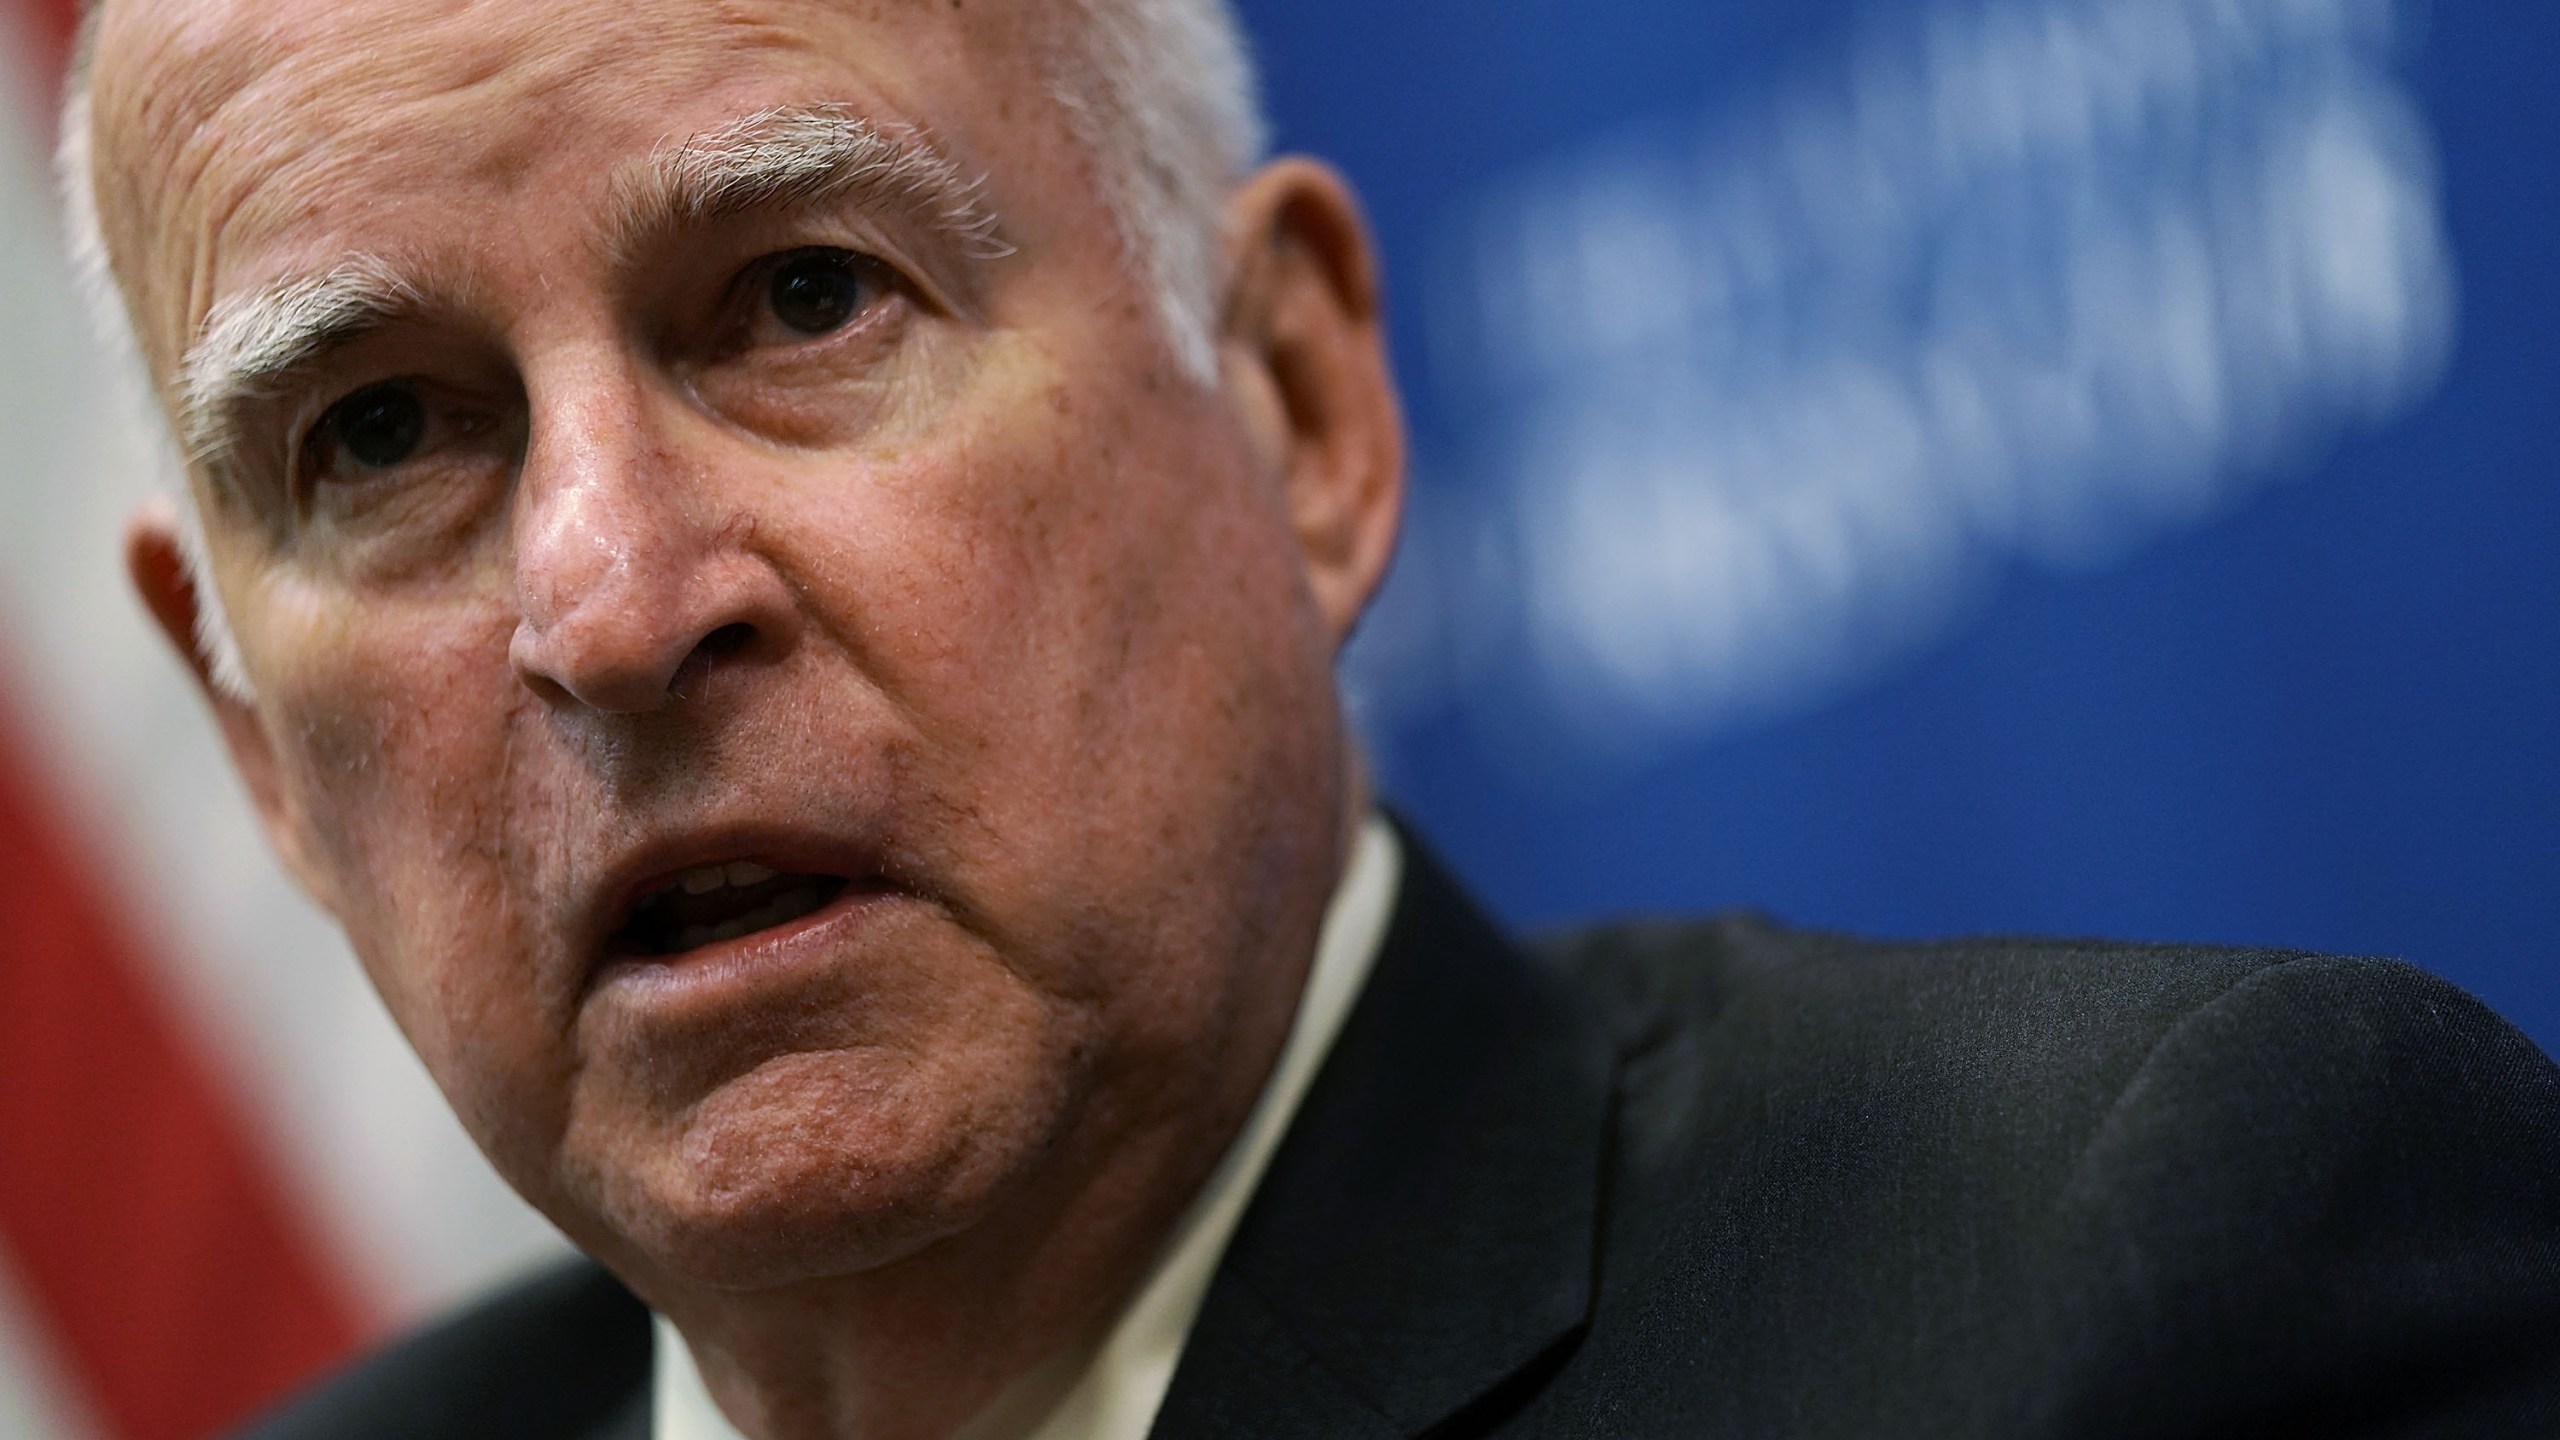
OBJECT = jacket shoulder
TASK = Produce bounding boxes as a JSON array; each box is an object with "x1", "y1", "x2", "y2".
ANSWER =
[
  {"x1": 232, "y1": 1258, "x2": 649, "y2": 1440},
  {"x1": 1536, "y1": 912, "x2": 2552, "y2": 1126},
  {"x1": 1536, "y1": 911, "x2": 2312, "y2": 1067},
  {"x1": 1525, "y1": 915, "x2": 2560, "y2": 1436},
  {"x1": 1533, "y1": 913, "x2": 2551, "y2": 1187}
]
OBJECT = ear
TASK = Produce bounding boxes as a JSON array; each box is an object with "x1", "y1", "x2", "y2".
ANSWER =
[
  {"x1": 125, "y1": 501, "x2": 337, "y2": 910},
  {"x1": 1218, "y1": 158, "x2": 1407, "y2": 650}
]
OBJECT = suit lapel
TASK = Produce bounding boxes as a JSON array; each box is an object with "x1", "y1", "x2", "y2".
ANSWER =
[{"x1": 1149, "y1": 832, "x2": 1619, "y2": 1439}]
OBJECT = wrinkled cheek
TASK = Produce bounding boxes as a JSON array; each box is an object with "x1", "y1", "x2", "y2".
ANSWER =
[{"x1": 258, "y1": 597, "x2": 564, "y2": 1145}]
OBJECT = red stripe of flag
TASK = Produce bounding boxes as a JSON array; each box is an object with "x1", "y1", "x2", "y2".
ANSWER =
[
  {"x1": 0, "y1": 684, "x2": 372, "y2": 1437},
  {"x1": 5, "y1": 2, "x2": 379, "y2": 1432},
  {"x1": 6, "y1": 3, "x2": 375, "y2": 1437},
  {"x1": 21, "y1": 0, "x2": 73, "y2": 112}
]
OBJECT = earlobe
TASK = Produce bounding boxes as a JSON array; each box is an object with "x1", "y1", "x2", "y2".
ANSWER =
[
  {"x1": 124, "y1": 501, "x2": 335, "y2": 910},
  {"x1": 1219, "y1": 159, "x2": 1408, "y2": 651}
]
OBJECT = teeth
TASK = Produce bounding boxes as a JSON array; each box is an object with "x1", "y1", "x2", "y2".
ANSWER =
[
  {"x1": 668, "y1": 881, "x2": 832, "y2": 952},
  {"x1": 672, "y1": 861, "x2": 777, "y2": 897},
  {"x1": 624, "y1": 867, "x2": 850, "y2": 958}
]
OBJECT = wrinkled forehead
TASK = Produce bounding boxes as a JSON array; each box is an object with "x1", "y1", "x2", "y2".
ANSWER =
[{"x1": 86, "y1": 0, "x2": 1064, "y2": 381}]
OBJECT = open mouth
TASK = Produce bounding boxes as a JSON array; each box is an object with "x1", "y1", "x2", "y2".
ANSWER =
[{"x1": 606, "y1": 862, "x2": 856, "y2": 959}]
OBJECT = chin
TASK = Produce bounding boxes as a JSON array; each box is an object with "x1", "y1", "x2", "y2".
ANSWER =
[{"x1": 589, "y1": 1047, "x2": 1069, "y2": 1292}]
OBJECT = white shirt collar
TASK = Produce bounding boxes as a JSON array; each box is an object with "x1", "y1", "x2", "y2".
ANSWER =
[{"x1": 654, "y1": 815, "x2": 1405, "y2": 1440}]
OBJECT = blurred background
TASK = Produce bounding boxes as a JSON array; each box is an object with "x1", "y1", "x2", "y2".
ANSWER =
[{"x1": 0, "y1": 0, "x2": 2551, "y2": 1434}]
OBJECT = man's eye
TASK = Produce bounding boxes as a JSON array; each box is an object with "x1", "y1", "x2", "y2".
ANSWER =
[
  {"x1": 766, "y1": 250, "x2": 875, "y2": 337},
  {"x1": 319, "y1": 382, "x2": 430, "y2": 471}
]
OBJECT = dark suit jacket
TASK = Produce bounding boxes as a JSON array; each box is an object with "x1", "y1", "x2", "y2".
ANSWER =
[{"x1": 236, "y1": 839, "x2": 2560, "y2": 1439}]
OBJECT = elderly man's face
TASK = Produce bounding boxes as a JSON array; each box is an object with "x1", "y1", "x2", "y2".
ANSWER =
[{"x1": 92, "y1": 0, "x2": 1398, "y2": 1292}]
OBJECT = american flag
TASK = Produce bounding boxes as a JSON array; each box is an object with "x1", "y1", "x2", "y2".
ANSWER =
[{"x1": 0, "y1": 3, "x2": 566, "y2": 1435}]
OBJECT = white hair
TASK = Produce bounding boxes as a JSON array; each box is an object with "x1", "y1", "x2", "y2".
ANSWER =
[
  {"x1": 55, "y1": 56, "x2": 258, "y2": 700},
  {"x1": 53, "y1": 0, "x2": 1269, "y2": 701},
  {"x1": 1055, "y1": 0, "x2": 1270, "y2": 384}
]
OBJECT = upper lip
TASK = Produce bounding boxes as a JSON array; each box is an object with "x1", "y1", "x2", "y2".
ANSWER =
[{"x1": 577, "y1": 824, "x2": 896, "y2": 977}]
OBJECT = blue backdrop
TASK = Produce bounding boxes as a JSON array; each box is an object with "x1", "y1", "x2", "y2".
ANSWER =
[{"x1": 1234, "y1": 0, "x2": 2560, "y2": 1050}]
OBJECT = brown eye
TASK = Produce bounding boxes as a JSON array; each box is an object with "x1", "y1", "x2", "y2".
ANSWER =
[
  {"x1": 767, "y1": 250, "x2": 874, "y2": 336},
  {"x1": 320, "y1": 382, "x2": 430, "y2": 471}
]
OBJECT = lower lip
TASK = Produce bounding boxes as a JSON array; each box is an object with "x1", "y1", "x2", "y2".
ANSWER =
[{"x1": 588, "y1": 879, "x2": 904, "y2": 1005}]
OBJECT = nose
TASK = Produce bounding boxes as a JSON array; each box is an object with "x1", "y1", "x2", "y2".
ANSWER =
[{"x1": 507, "y1": 376, "x2": 799, "y2": 713}]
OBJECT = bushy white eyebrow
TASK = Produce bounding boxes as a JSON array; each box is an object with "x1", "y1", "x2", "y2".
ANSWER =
[
  {"x1": 178, "y1": 255, "x2": 422, "y2": 478},
  {"x1": 613, "y1": 103, "x2": 1012, "y2": 264}
]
